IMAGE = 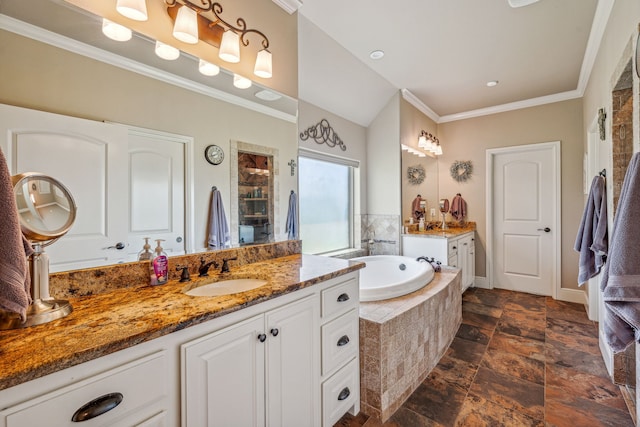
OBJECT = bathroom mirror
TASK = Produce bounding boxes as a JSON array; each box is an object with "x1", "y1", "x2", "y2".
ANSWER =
[
  {"x1": 401, "y1": 151, "x2": 439, "y2": 225},
  {"x1": 0, "y1": 172, "x2": 76, "y2": 329},
  {"x1": 0, "y1": 0, "x2": 298, "y2": 272}
]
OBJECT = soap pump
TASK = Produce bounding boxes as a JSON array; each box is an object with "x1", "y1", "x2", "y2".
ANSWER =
[
  {"x1": 152, "y1": 239, "x2": 168, "y2": 285},
  {"x1": 138, "y1": 237, "x2": 153, "y2": 261}
]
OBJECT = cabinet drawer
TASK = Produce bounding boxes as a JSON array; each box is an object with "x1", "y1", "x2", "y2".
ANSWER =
[
  {"x1": 321, "y1": 309, "x2": 358, "y2": 376},
  {"x1": 447, "y1": 240, "x2": 458, "y2": 257},
  {"x1": 322, "y1": 358, "x2": 359, "y2": 427},
  {"x1": 2, "y1": 352, "x2": 167, "y2": 427},
  {"x1": 321, "y1": 278, "x2": 358, "y2": 319}
]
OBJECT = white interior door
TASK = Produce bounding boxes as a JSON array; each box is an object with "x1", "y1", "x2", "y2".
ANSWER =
[
  {"x1": 0, "y1": 104, "x2": 129, "y2": 271},
  {"x1": 125, "y1": 128, "x2": 186, "y2": 260},
  {"x1": 489, "y1": 142, "x2": 560, "y2": 296}
]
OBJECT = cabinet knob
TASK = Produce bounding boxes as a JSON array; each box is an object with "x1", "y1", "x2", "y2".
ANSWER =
[
  {"x1": 270, "y1": 328, "x2": 279, "y2": 337},
  {"x1": 337, "y1": 335, "x2": 350, "y2": 347},
  {"x1": 257, "y1": 333, "x2": 267, "y2": 343},
  {"x1": 463, "y1": 243, "x2": 467, "y2": 246},
  {"x1": 452, "y1": 246, "x2": 457, "y2": 250},
  {"x1": 337, "y1": 387, "x2": 351, "y2": 401},
  {"x1": 337, "y1": 293, "x2": 350, "y2": 302},
  {"x1": 72, "y1": 392, "x2": 123, "y2": 422}
]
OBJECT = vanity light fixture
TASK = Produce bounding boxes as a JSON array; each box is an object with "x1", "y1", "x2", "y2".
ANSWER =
[
  {"x1": 155, "y1": 40, "x2": 180, "y2": 60},
  {"x1": 199, "y1": 59, "x2": 220, "y2": 76},
  {"x1": 418, "y1": 130, "x2": 442, "y2": 156},
  {"x1": 116, "y1": 0, "x2": 148, "y2": 21},
  {"x1": 164, "y1": 1, "x2": 272, "y2": 78},
  {"x1": 233, "y1": 74, "x2": 252, "y2": 89},
  {"x1": 102, "y1": 18, "x2": 132, "y2": 41}
]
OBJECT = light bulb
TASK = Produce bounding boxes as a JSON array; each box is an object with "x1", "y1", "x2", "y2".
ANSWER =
[
  {"x1": 173, "y1": 6, "x2": 198, "y2": 44},
  {"x1": 102, "y1": 18, "x2": 132, "y2": 42},
  {"x1": 155, "y1": 41, "x2": 180, "y2": 60},
  {"x1": 219, "y1": 30, "x2": 240, "y2": 63},
  {"x1": 116, "y1": 0, "x2": 148, "y2": 21},
  {"x1": 233, "y1": 74, "x2": 252, "y2": 89},
  {"x1": 199, "y1": 59, "x2": 220, "y2": 76}
]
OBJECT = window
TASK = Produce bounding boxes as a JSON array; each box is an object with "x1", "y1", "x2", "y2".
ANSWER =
[{"x1": 298, "y1": 150, "x2": 358, "y2": 254}]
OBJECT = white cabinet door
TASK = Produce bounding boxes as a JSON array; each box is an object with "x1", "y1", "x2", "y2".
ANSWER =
[
  {"x1": 266, "y1": 295, "x2": 320, "y2": 427},
  {"x1": 0, "y1": 104, "x2": 129, "y2": 271},
  {"x1": 182, "y1": 315, "x2": 266, "y2": 427}
]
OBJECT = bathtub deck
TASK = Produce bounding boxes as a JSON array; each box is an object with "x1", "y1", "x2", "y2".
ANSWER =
[{"x1": 359, "y1": 268, "x2": 462, "y2": 421}]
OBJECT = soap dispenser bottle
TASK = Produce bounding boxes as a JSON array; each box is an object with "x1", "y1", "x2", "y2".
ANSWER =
[
  {"x1": 138, "y1": 237, "x2": 153, "y2": 261},
  {"x1": 152, "y1": 239, "x2": 168, "y2": 285}
]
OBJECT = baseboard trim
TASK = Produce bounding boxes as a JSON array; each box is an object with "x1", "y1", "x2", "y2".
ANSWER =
[
  {"x1": 556, "y1": 287, "x2": 586, "y2": 304},
  {"x1": 473, "y1": 276, "x2": 490, "y2": 289}
]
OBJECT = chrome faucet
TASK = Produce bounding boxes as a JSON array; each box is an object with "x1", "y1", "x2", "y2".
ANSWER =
[
  {"x1": 198, "y1": 257, "x2": 219, "y2": 277},
  {"x1": 220, "y1": 256, "x2": 238, "y2": 273}
]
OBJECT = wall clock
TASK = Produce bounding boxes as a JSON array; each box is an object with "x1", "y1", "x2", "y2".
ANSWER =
[{"x1": 204, "y1": 144, "x2": 224, "y2": 165}]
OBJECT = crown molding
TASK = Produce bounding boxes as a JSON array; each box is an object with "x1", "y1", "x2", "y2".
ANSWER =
[
  {"x1": 576, "y1": 0, "x2": 614, "y2": 94},
  {"x1": 271, "y1": 0, "x2": 303, "y2": 14},
  {"x1": 400, "y1": 89, "x2": 440, "y2": 123},
  {"x1": 439, "y1": 90, "x2": 582, "y2": 123},
  {"x1": 0, "y1": 14, "x2": 297, "y2": 124}
]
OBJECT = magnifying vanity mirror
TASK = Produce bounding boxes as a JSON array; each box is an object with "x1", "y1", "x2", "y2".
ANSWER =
[{"x1": 0, "y1": 172, "x2": 76, "y2": 329}]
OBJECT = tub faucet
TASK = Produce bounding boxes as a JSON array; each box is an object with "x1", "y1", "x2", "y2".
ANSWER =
[
  {"x1": 416, "y1": 256, "x2": 431, "y2": 262},
  {"x1": 198, "y1": 257, "x2": 219, "y2": 277}
]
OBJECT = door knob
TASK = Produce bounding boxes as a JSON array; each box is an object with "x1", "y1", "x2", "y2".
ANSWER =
[
  {"x1": 104, "y1": 242, "x2": 126, "y2": 250},
  {"x1": 537, "y1": 227, "x2": 551, "y2": 233}
]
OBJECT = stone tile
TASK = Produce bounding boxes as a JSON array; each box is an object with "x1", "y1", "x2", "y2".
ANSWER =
[
  {"x1": 386, "y1": 407, "x2": 445, "y2": 426},
  {"x1": 495, "y1": 316, "x2": 546, "y2": 342},
  {"x1": 488, "y1": 330, "x2": 545, "y2": 362},
  {"x1": 333, "y1": 412, "x2": 370, "y2": 427},
  {"x1": 546, "y1": 363, "x2": 629, "y2": 412},
  {"x1": 455, "y1": 323, "x2": 492, "y2": 345},
  {"x1": 546, "y1": 336, "x2": 610, "y2": 379},
  {"x1": 462, "y1": 300, "x2": 503, "y2": 318},
  {"x1": 461, "y1": 310, "x2": 500, "y2": 331},
  {"x1": 545, "y1": 389, "x2": 634, "y2": 427},
  {"x1": 428, "y1": 354, "x2": 478, "y2": 392},
  {"x1": 454, "y1": 394, "x2": 544, "y2": 426},
  {"x1": 469, "y1": 367, "x2": 544, "y2": 420},
  {"x1": 403, "y1": 373, "x2": 467, "y2": 426},
  {"x1": 446, "y1": 336, "x2": 486, "y2": 365},
  {"x1": 462, "y1": 288, "x2": 510, "y2": 308},
  {"x1": 506, "y1": 293, "x2": 546, "y2": 312},
  {"x1": 481, "y1": 347, "x2": 545, "y2": 385},
  {"x1": 545, "y1": 317, "x2": 599, "y2": 355},
  {"x1": 545, "y1": 298, "x2": 592, "y2": 325}
]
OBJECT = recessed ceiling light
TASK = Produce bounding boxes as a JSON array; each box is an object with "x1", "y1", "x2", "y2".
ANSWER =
[
  {"x1": 255, "y1": 90, "x2": 281, "y2": 101},
  {"x1": 369, "y1": 50, "x2": 385, "y2": 60},
  {"x1": 486, "y1": 80, "x2": 499, "y2": 87}
]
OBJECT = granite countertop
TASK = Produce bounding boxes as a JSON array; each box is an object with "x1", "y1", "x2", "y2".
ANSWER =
[
  {"x1": 403, "y1": 221, "x2": 476, "y2": 239},
  {"x1": 0, "y1": 254, "x2": 364, "y2": 391}
]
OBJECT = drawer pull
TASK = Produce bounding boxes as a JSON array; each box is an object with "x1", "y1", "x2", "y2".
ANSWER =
[
  {"x1": 270, "y1": 328, "x2": 279, "y2": 337},
  {"x1": 258, "y1": 333, "x2": 267, "y2": 343},
  {"x1": 71, "y1": 392, "x2": 123, "y2": 422},
  {"x1": 337, "y1": 293, "x2": 350, "y2": 302},
  {"x1": 337, "y1": 387, "x2": 351, "y2": 401},
  {"x1": 452, "y1": 246, "x2": 457, "y2": 250},
  {"x1": 337, "y1": 335, "x2": 350, "y2": 347}
]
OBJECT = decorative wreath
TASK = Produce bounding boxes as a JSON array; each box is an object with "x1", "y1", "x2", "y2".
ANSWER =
[
  {"x1": 407, "y1": 165, "x2": 426, "y2": 185},
  {"x1": 450, "y1": 160, "x2": 473, "y2": 182}
]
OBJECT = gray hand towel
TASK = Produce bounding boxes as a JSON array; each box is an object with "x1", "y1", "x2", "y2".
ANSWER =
[
  {"x1": 207, "y1": 188, "x2": 230, "y2": 249},
  {"x1": 574, "y1": 175, "x2": 607, "y2": 285},
  {"x1": 285, "y1": 191, "x2": 298, "y2": 240},
  {"x1": 601, "y1": 152, "x2": 640, "y2": 351},
  {"x1": 0, "y1": 148, "x2": 33, "y2": 321}
]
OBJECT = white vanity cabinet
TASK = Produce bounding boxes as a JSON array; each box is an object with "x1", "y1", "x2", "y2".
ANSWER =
[
  {"x1": 403, "y1": 231, "x2": 475, "y2": 293},
  {"x1": 181, "y1": 294, "x2": 320, "y2": 427},
  {"x1": 0, "y1": 271, "x2": 360, "y2": 427}
]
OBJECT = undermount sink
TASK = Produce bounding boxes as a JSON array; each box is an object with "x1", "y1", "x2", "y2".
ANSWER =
[{"x1": 184, "y1": 278, "x2": 268, "y2": 297}]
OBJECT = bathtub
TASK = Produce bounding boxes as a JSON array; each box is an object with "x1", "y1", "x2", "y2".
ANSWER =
[{"x1": 352, "y1": 255, "x2": 435, "y2": 302}]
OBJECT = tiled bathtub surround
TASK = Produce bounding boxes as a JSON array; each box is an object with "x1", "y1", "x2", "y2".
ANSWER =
[
  {"x1": 362, "y1": 214, "x2": 401, "y2": 255},
  {"x1": 358, "y1": 268, "x2": 462, "y2": 421}
]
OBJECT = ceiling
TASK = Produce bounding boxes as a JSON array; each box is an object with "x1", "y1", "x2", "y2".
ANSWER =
[
  {"x1": 0, "y1": 0, "x2": 609, "y2": 127},
  {"x1": 298, "y1": 0, "x2": 606, "y2": 126}
]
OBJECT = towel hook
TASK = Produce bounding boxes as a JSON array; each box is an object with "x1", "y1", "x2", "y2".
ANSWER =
[
  {"x1": 599, "y1": 169, "x2": 606, "y2": 178},
  {"x1": 211, "y1": 186, "x2": 217, "y2": 192}
]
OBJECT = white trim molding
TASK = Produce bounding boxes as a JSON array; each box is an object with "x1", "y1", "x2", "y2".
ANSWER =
[{"x1": 272, "y1": 0, "x2": 303, "y2": 14}]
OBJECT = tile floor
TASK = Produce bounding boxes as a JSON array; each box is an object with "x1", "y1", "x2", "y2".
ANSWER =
[{"x1": 336, "y1": 287, "x2": 635, "y2": 427}]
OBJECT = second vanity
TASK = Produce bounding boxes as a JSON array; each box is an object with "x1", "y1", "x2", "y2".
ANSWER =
[
  {"x1": 402, "y1": 223, "x2": 476, "y2": 293},
  {"x1": 0, "y1": 249, "x2": 363, "y2": 427}
]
